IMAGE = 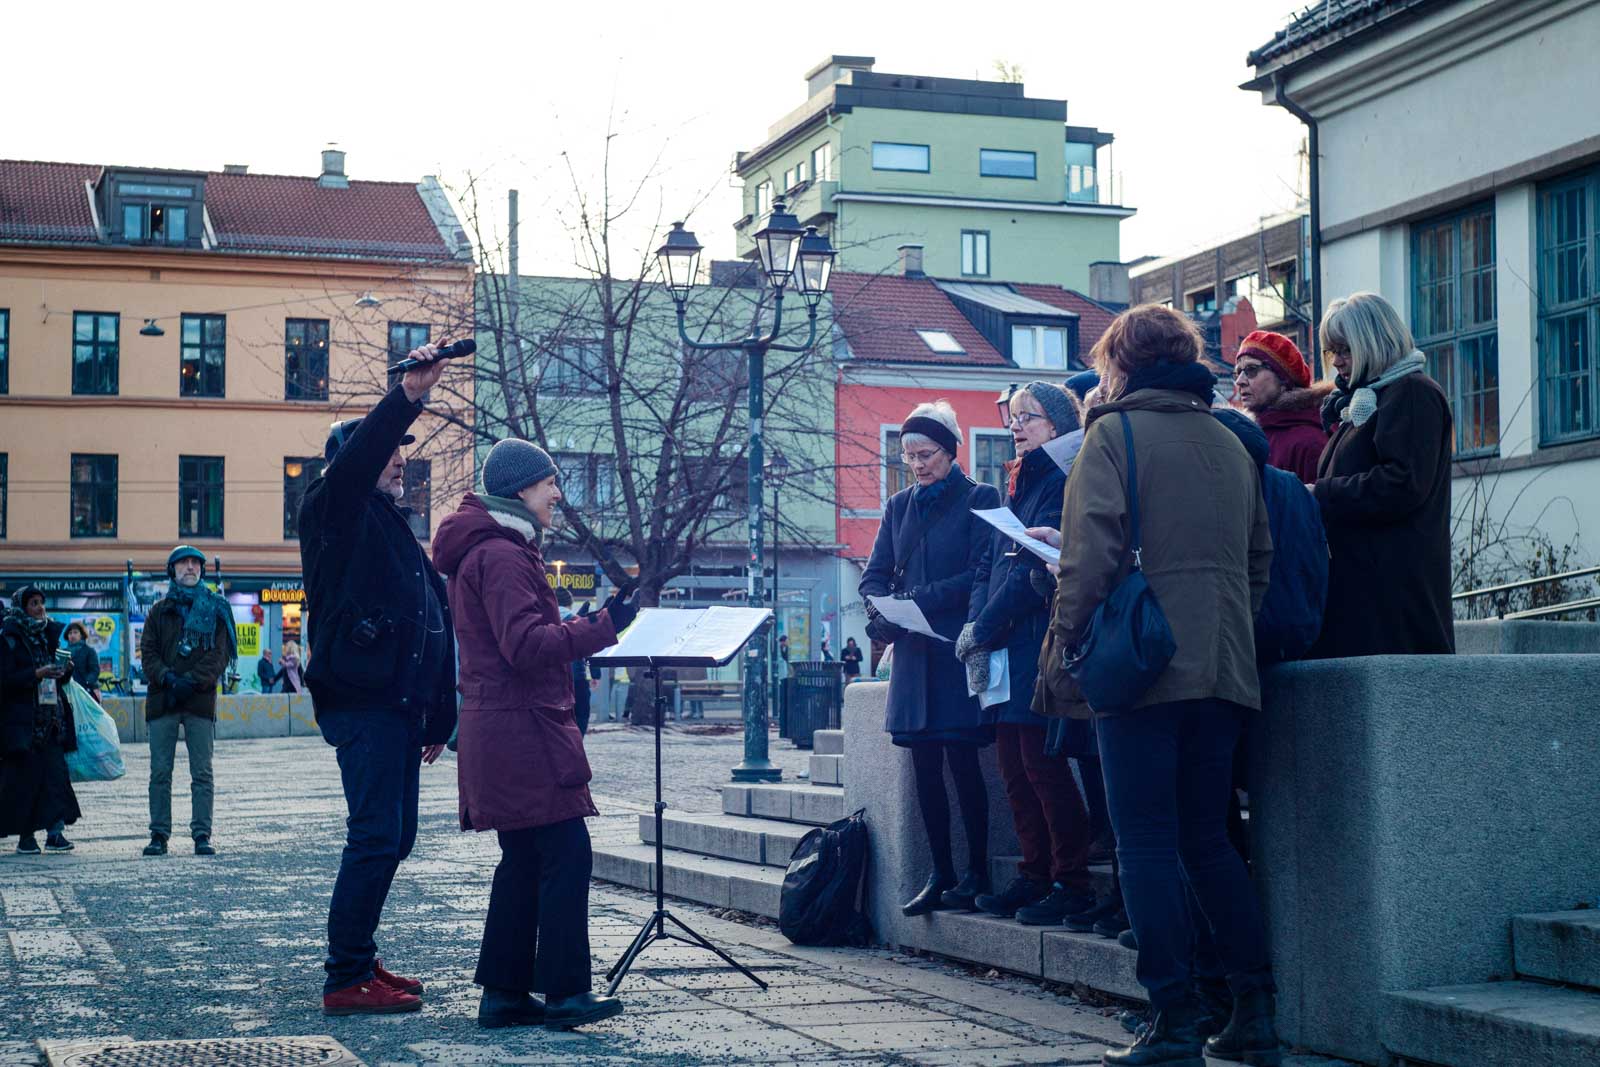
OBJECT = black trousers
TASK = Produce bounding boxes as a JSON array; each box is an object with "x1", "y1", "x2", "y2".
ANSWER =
[{"x1": 475, "y1": 816, "x2": 593, "y2": 998}]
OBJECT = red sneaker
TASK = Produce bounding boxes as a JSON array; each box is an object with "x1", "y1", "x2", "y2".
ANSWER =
[
  {"x1": 322, "y1": 977, "x2": 422, "y2": 1016},
  {"x1": 374, "y1": 958, "x2": 424, "y2": 995}
]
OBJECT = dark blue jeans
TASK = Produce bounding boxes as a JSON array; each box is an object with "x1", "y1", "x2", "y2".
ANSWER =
[
  {"x1": 1096, "y1": 698, "x2": 1273, "y2": 1009},
  {"x1": 320, "y1": 710, "x2": 421, "y2": 995}
]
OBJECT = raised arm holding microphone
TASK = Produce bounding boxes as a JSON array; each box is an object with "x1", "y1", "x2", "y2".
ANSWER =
[{"x1": 299, "y1": 344, "x2": 458, "y2": 1017}]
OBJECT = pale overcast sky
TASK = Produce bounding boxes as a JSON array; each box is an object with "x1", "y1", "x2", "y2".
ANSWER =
[{"x1": 5, "y1": 0, "x2": 1308, "y2": 281}]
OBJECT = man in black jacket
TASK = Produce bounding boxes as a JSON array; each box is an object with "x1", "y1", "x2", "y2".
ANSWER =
[{"x1": 299, "y1": 344, "x2": 458, "y2": 1017}]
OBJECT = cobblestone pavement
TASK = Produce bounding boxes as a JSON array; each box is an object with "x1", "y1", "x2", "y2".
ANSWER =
[{"x1": 0, "y1": 727, "x2": 1348, "y2": 1067}]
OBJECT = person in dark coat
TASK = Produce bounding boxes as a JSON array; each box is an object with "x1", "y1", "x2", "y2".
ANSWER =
[
  {"x1": 1311, "y1": 292, "x2": 1454, "y2": 659},
  {"x1": 0, "y1": 586, "x2": 80, "y2": 855},
  {"x1": 859, "y1": 401, "x2": 1001, "y2": 917},
  {"x1": 256, "y1": 648, "x2": 277, "y2": 693},
  {"x1": 1233, "y1": 330, "x2": 1332, "y2": 483},
  {"x1": 299, "y1": 345, "x2": 459, "y2": 1017},
  {"x1": 840, "y1": 638, "x2": 863, "y2": 683},
  {"x1": 955, "y1": 382, "x2": 1097, "y2": 926},
  {"x1": 433, "y1": 440, "x2": 638, "y2": 1031},
  {"x1": 555, "y1": 588, "x2": 602, "y2": 735},
  {"x1": 64, "y1": 623, "x2": 101, "y2": 704},
  {"x1": 139, "y1": 545, "x2": 235, "y2": 858}
]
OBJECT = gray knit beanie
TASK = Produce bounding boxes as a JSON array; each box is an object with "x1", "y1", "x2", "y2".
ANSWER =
[
  {"x1": 483, "y1": 439, "x2": 558, "y2": 498},
  {"x1": 1023, "y1": 381, "x2": 1081, "y2": 436}
]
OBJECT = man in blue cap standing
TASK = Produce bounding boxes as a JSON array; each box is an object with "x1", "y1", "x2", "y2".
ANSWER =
[{"x1": 300, "y1": 343, "x2": 458, "y2": 1017}]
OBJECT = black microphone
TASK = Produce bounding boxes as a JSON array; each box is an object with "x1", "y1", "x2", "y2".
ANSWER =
[{"x1": 388, "y1": 338, "x2": 476, "y2": 374}]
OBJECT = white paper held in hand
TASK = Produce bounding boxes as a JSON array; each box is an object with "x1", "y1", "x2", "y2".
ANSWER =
[
  {"x1": 866, "y1": 594, "x2": 950, "y2": 642},
  {"x1": 971, "y1": 507, "x2": 1061, "y2": 566}
]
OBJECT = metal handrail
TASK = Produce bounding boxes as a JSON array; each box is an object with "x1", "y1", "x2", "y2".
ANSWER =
[
  {"x1": 1452, "y1": 565, "x2": 1600, "y2": 601},
  {"x1": 1501, "y1": 596, "x2": 1600, "y2": 622}
]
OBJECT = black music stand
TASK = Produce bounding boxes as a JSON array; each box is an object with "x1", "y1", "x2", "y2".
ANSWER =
[{"x1": 593, "y1": 608, "x2": 771, "y2": 996}]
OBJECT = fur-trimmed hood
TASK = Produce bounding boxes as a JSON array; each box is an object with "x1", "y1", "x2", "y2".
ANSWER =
[{"x1": 1258, "y1": 379, "x2": 1335, "y2": 416}]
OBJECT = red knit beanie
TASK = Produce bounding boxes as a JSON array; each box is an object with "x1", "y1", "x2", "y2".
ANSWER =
[{"x1": 1236, "y1": 331, "x2": 1310, "y2": 388}]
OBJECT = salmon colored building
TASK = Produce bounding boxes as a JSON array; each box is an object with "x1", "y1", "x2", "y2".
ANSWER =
[{"x1": 0, "y1": 150, "x2": 474, "y2": 683}]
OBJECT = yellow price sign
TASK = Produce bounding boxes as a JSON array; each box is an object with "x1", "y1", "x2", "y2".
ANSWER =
[
  {"x1": 92, "y1": 616, "x2": 116, "y2": 637},
  {"x1": 236, "y1": 622, "x2": 261, "y2": 658}
]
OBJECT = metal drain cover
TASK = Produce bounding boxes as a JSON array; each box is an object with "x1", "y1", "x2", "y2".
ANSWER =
[{"x1": 42, "y1": 1036, "x2": 365, "y2": 1067}]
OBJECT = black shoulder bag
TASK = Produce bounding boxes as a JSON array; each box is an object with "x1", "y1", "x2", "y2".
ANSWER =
[{"x1": 1063, "y1": 412, "x2": 1176, "y2": 711}]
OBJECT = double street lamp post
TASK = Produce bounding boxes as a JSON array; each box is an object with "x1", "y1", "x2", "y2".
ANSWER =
[{"x1": 656, "y1": 203, "x2": 835, "y2": 783}]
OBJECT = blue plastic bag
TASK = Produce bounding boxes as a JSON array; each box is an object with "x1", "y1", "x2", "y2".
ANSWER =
[{"x1": 63, "y1": 680, "x2": 125, "y2": 783}]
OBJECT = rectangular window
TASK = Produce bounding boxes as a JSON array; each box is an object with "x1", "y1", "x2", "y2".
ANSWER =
[
  {"x1": 1065, "y1": 140, "x2": 1099, "y2": 203},
  {"x1": 544, "y1": 338, "x2": 604, "y2": 394},
  {"x1": 553, "y1": 452, "x2": 590, "y2": 507},
  {"x1": 285, "y1": 318, "x2": 330, "y2": 401},
  {"x1": 882, "y1": 430, "x2": 910, "y2": 503},
  {"x1": 972, "y1": 433, "x2": 1012, "y2": 494},
  {"x1": 755, "y1": 180, "x2": 773, "y2": 219},
  {"x1": 70, "y1": 453, "x2": 117, "y2": 538},
  {"x1": 0, "y1": 307, "x2": 8, "y2": 393},
  {"x1": 180, "y1": 313, "x2": 226, "y2": 397},
  {"x1": 871, "y1": 142, "x2": 930, "y2": 173},
  {"x1": 120, "y1": 202, "x2": 188, "y2": 244},
  {"x1": 387, "y1": 322, "x2": 430, "y2": 390},
  {"x1": 811, "y1": 142, "x2": 835, "y2": 182},
  {"x1": 72, "y1": 311, "x2": 119, "y2": 395},
  {"x1": 0, "y1": 453, "x2": 7, "y2": 539},
  {"x1": 961, "y1": 230, "x2": 990, "y2": 277},
  {"x1": 1538, "y1": 170, "x2": 1600, "y2": 444},
  {"x1": 403, "y1": 459, "x2": 431, "y2": 540},
  {"x1": 283, "y1": 456, "x2": 326, "y2": 539},
  {"x1": 178, "y1": 455, "x2": 225, "y2": 538},
  {"x1": 979, "y1": 149, "x2": 1036, "y2": 179},
  {"x1": 1412, "y1": 202, "x2": 1498, "y2": 455},
  {"x1": 1012, "y1": 325, "x2": 1069, "y2": 369}
]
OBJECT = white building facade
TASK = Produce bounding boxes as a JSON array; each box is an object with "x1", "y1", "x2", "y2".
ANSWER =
[{"x1": 1248, "y1": 0, "x2": 1600, "y2": 586}]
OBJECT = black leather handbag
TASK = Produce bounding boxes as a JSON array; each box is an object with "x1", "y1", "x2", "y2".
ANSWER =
[{"x1": 1063, "y1": 412, "x2": 1176, "y2": 711}]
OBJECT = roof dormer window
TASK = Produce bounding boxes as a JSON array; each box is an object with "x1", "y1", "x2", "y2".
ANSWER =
[{"x1": 99, "y1": 172, "x2": 203, "y2": 247}]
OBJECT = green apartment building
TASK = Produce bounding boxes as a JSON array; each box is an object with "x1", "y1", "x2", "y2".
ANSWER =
[{"x1": 734, "y1": 56, "x2": 1132, "y2": 291}]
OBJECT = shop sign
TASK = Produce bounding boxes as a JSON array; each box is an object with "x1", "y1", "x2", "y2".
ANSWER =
[
  {"x1": 545, "y1": 569, "x2": 597, "y2": 598},
  {"x1": 260, "y1": 584, "x2": 306, "y2": 604},
  {"x1": 1, "y1": 576, "x2": 125, "y2": 595},
  {"x1": 235, "y1": 622, "x2": 262, "y2": 658}
]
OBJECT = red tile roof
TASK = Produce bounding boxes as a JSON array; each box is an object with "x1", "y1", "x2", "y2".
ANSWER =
[
  {"x1": 0, "y1": 158, "x2": 457, "y2": 262},
  {"x1": 830, "y1": 271, "x2": 1005, "y2": 366}
]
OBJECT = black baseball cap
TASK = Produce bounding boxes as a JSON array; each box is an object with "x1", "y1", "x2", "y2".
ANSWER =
[{"x1": 325, "y1": 418, "x2": 415, "y2": 461}]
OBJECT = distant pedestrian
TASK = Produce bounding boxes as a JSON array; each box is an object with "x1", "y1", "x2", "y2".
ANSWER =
[
  {"x1": 556, "y1": 589, "x2": 601, "y2": 736},
  {"x1": 840, "y1": 638, "x2": 863, "y2": 683},
  {"x1": 1311, "y1": 292, "x2": 1454, "y2": 659},
  {"x1": 0, "y1": 586, "x2": 81, "y2": 855},
  {"x1": 1233, "y1": 330, "x2": 1331, "y2": 483},
  {"x1": 256, "y1": 647, "x2": 277, "y2": 693},
  {"x1": 64, "y1": 622, "x2": 102, "y2": 704},
  {"x1": 434, "y1": 438, "x2": 637, "y2": 1030},
  {"x1": 139, "y1": 546, "x2": 235, "y2": 858},
  {"x1": 819, "y1": 637, "x2": 833, "y2": 661},
  {"x1": 275, "y1": 642, "x2": 304, "y2": 693}
]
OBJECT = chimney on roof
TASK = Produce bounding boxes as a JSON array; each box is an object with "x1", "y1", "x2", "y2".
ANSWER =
[
  {"x1": 898, "y1": 244, "x2": 925, "y2": 279},
  {"x1": 805, "y1": 55, "x2": 874, "y2": 99},
  {"x1": 1089, "y1": 260, "x2": 1131, "y2": 305},
  {"x1": 318, "y1": 145, "x2": 349, "y2": 189},
  {"x1": 223, "y1": 163, "x2": 249, "y2": 175}
]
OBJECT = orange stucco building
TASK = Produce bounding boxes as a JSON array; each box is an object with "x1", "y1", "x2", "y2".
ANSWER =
[{"x1": 0, "y1": 150, "x2": 474, "y2": 682}]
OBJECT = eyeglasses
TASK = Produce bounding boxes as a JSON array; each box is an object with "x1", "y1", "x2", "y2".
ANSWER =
[
  {"x1": 1322, "y1": 344, "x2": 1349, "y2": 361},
  {"x1": 1008, "y1": 411, "x2": 1048, "y2": 429},
  {"x1": 1234, "y1": 363, "x2": 1270, "y2": 381},
  {"x1": 899, "y1": 448, "x2": 943, "y2": 465}
]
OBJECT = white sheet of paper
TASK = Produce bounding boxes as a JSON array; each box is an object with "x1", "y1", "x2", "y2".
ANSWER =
[
  {"x1": 867, "y1": 594, "x2": 949, "y2": 642},
  {"x1": 971, "y1": 507, "x2": 1061, "y2": 566},
  {"x1": 592, "y1": 606, "x2": 771, "y2": 666},
  {"x1": 1042, "y1": 434, "x2": 1081, "y2": 475},
  {"x1": 969, "y1": 649, "x2": 1010, "y2": 709}
]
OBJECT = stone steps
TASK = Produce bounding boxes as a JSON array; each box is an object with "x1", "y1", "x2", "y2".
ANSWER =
[
  {"x1": 812, "y1": 729, "x2": 844, "y2": 755},
  {"x1": 809, "y1": 752, "x2": 844, "y2": 785},
  {"x1": 591, "y1": 842, "x2": 786, "y2": 918},
  {"x1": 1382, "y1": 981, "x2": 1600, "y2": 1067},
  {"x1": 722, "y1": 780, "x2": 847, "y2": 826},
  {"x1": 900, "y1": 909, "x2": 1142, "y2": 1002},
  {"x1": 638, "y1": 811, "x2": 811, "y2": 868},
  {"x1": 1515, "y1": 910, "x2": 1600, "y2": 990}
]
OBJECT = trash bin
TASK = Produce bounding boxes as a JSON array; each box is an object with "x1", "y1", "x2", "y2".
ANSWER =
[{"x1": 782, "y1": 660, "x2": 844, "y2": 748}]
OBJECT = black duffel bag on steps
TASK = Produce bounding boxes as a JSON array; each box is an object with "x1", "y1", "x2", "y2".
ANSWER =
[{"x1": 778, "y1": 808, "x2": 872, "y2": 947}]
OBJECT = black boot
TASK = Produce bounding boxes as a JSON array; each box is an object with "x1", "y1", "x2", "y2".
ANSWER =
[
  {"x1": 142, "y1": 834, "x2": 167, "y2": 857},
  {"x1": 544, "y1": 991, "x2": 624, "y2": 1030},
  {"x1": 1192, "y1": 978, "x2": 1233, "y2": 1040},
  {"x1": 477, "y1": 986, "x2": 546, "y2": 1029},
  {"x1": 1204, "y1": 987, "x2": 1282, "y2": 1066},
  {"x1": 975, "y1": 876, "x2": 1048, "y2": 918},
  {"x1": 939, "y1": 868, "x2": 989, "y2": 912},
  {"x1": 1102, "y1": 997, "x2": 1206, "y2": 1066},
  {"x1": 901, "y1": 871, "x2": 956, "y2": 917}
]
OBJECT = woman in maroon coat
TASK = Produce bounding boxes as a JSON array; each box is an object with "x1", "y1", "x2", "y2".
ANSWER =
[{"x1": 433, "y1": 440, "x2": 638, "y2": 1031}]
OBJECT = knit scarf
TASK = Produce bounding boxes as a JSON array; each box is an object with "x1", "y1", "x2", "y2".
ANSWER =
[
  {"x1": 166, "y1": 580, "x2": 238, "y2": 663},
  {"x1": 1321, "y1": 351, "x2": 1428, "y2": 431},
  {"x1": 912, "y1": 463, "x2": 967, "y2": 511},
  {"x1": 1, "y1": 608, "x2": 51, "y2": 666},
  {"x1": 481, "y1": 493, "x2": 544, "y2": 546},
  {"x1": 1124, "y1": 359, "x2": 1218, "y2": 406}
]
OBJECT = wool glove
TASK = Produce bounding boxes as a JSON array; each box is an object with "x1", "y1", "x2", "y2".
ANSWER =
[
  {"x1": 955, "y1": 623, "x2": 990, "y2": 693},
  {"x1": 605, "y1": 591, "x2": 640, "y2": 633},
  {"x1": 170, "y1": 677, "x2": 195, "y2": 704},
  {"x1": 865, "y1": 615, "x2": 905, "y2": 645}
]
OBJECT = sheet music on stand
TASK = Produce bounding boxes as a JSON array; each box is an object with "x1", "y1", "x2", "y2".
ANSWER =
[{"x1": 591, "y1": 606, "x2": 772, "y2": 667}]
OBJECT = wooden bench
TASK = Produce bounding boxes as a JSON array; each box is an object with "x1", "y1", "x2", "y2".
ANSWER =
[{"x1": 676, "y1": 680, "x2": 743, "y2": 719}]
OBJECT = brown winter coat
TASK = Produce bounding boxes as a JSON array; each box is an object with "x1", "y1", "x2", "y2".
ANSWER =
[
  {"x1": 139, "y1": 598, "x2": 231, "y2": 721},
  {"x1": 431, "y1": 494, "x2": 618, "y2": 832},
  {"x1": 1038, "y1": 388, "x2": 1273, "y2": 716}
]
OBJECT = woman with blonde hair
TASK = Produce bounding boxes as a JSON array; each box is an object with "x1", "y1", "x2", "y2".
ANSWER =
[
  {"x1": 276, "y1": 641, "x2": 304, "y2": 694},
  {"x1": 1311, "y1": 291, "x2": 1453, "y2": 658},
  {"x1": 859, "y1": 400, "x2": 1001, "y2": 917}
]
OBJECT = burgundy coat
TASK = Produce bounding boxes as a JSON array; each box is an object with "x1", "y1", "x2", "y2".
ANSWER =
[
  {"x1": 433, "y1": 494, "x2": 617, "y2": 832},
  {"x1": 1254, "y1": 381, "x2": 1333, "y2": 483}
]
